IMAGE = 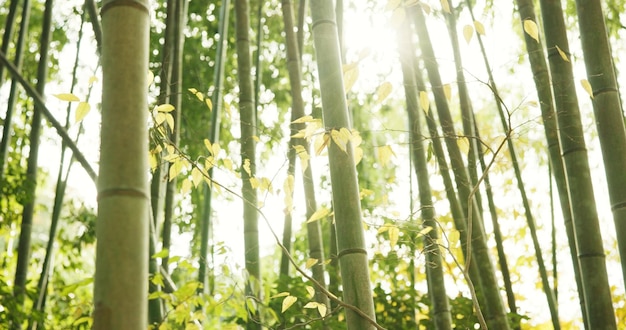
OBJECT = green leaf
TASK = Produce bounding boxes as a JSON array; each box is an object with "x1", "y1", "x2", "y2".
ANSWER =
[{"x1": 152, "y1": 249, "x2": 169, "y2": 259}]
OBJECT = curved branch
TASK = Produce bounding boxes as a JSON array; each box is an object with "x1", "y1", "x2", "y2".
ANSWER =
[{"x1": 0, "y1": 49, "x2": 98, "y2": 183}]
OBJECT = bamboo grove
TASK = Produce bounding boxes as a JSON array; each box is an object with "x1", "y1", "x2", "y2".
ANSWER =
[{"x1": 0, "y1": 0, "x2": 625, "y2": 329}]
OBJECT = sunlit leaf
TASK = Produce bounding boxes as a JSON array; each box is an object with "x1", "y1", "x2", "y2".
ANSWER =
[
  {"x1": 252, "y1": 135, "x2": 260, "y2": 143},
  {"x1": 152, "y1": 249, "x2": 169, "y2": 259},
  {"x1": 388, "y1": 225, "x2": 399, "y2": 248},
  {"x1": 353, "y1": 146, "x2": 363, "y2": 165},
  {"x1": 307, "y1": 207, "x2": 330, "y2": 223},
  {"x1": 188, "y1": 88, "x2": 204, "y2": 101},
  {"x1": 331, "y1": 128, "x2": 351, "y2": 153},
  {"x1": 315, "y1": 133, "x2": 331, "y2": 155},
  {"x1": 75, "y1": 102, "x2": 90, "y2": 123},
  {"x1": 54, "y1": 93, "x2": 80, "y2": 102},
  {"x1": 292, "y1": 115, "x2": 315, "y2": 124},
  {"x1": 317, "y1": 303, "x2": 327, "y2": 317},
  {"x1": 377, "y1": 145, "x2": 396, "y2": 167},
  {"x1": 305, "y1": 258, "x2": 318, "y2": 268},
  {"x1": 376, "y1": 82, "x2": 393, "y2": 104},
  {"x1": 281, "y1": 296, "x2": 297, "y2": 313},
  {"x1": 205, "y1": 98, "x2": 213, "y2": 111},
  {"x1": 293, "y1": 144, "x2": 310, "y2": 172},
  {"x1": 191, "y1": 167, "x2": 203, "y2": 187},
  {"x1": 448, "y1": 230, "x2": 460, "y2": 248},
  {"x1": 270, "y1": 292, "x2": 290, "y2": 299},
  {"x1": 343, "y1": 64, "x2": 359, "y2": 93},
  {"x1": 360, "y1": 188, "x2": 374, "y2": 200},
  {"x1": 474, "y1": 20, "x2": 485, "y2": 35},
  {"x1": 420, "y1": 2, "x2": 431, "y2": 14},
  {"x1": 88, "y1": 76, "x2": 98, "y2": 85},
  {"x1": 418, "y1": 226, "x2": 433, "y2": 236},
  {"x1": 250, "y1": 177, "x2": 259, "y2": 189},
  {"x1": 457, "y1": 136, "x2": 470, "y2": 156},
  {"x1": 440, "y1": 0, "x2": 450, "y2": 13},
  {"x1": 243, "y1": 159, "x2": 251, "y2": 176},
  {"x1": 419, "y1": 91, "x2": 430, "y2": 114},
  {"x1": 580, "y1": 79, "x2": 594, "y2": 99},
  {"x1": 463, "y1": 25, "x2": 474, "y2": 43},
  {"x1": 555, "y1": 45, "x2": 570, "y2": 62},
  {"x1": 181, "y1": 178, "x2": 192, "y2": 194},
  {"x1": 523, "y1": 19, "x2": 539, "y2": 42},
  {"x1": 165, "y1": 114, "x2": 174, "y2": 130},
  {"x1": 204, "y1": 139, "x2": 215, "y2": 155},
  {"x1": 156, "y1": 104, "x2": 175, "y2": 112},
  {"x1": 169, "y1": 159, "x2": 183, "y2": 181},
  {"x1": 147, "y1": 70, "x2": 154, "y2": 86},
  {"x1": 284, "y1": 175, "x2": 294, "y2": 214},
  {"x1": 305, "y1": 286, "x2": 315, "y2": 297}
]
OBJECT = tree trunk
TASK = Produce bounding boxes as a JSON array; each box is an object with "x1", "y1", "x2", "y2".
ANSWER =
[
  {"x1": 309, "y1": 1, "x2": 377, "y2": 329},
  {"x1": 234, "y1": 0, "x2": 261, "y2": 328},
  {"x1": 93, "y1": 1, "x2": 150, "y2": 329},
  {"x1": 398, "y1": 15, "x2": 452, "y2": 330},
  {"x1": 575, "y1": 0, "x2": 626, "y2": 294}
]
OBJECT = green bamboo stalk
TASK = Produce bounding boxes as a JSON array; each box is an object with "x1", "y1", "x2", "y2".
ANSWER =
[
  {"x1": 234, "y1": 0, "x2": 261, "y2": 328},
  {"x1": 93, "y1": 1, "x2": 150, "y2": 328},
  {"x1": 309, "y1": 1, "x2": 378, "y2": 328},
  {"x1": 411, "y1": 6, "x2": 510, "y2": 329},
  {"x1": 398, "y1": 15, "x2": 452, "y2": 330},
  {"x1": 13, "y1": 2, "x2": 53, "y2": 327},
  {"x1": 575, "y1": 0, "x2": 626, "y2": 294},
  {"x1": 0, "y1": 0, "x2": 20, "y2": 86}
]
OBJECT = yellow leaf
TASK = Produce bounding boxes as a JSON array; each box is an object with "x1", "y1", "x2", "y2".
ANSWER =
[
  {"x1": 555, "y1": 45, "x2": 570, "y2": 62},
  {"x1": 389, "y1": 225, "x2": 399, "y2": 248},
  {"x1": 205, "y1": 98, "x2": 213, "y2": 111},
  {"x1": 307, "y1": 207, "x2": 330, "y2": 223},
  {"x1": 443, "y1": 84, "x2": 452, "y2": 101},
  {"x1": 317, "y1": 303, "x2": 327, "y2": 317},
  {"x1": 580, "y1": 79, "x2": 594, "y2": 99},
  {"x1": 331, "y1": 128, "x2": 351, "y2": 153},
  {"x1": 155, "y1": 112, "x2": 166, "y2": 126},
  {"x1": 284, "y1": 175, "x2": 294, "y2": 213},
  {"x1": 88, "y1": 76, "x2": 98, "y2": 85},
  {"x1": 243, "y1": 159, "x2": 251, "y2": 176},
  {"x1": 377, "y1": 145, "x2": 396, "y2": 167},
  {"x1": 165, "y1": 113, "x2": 174, "y2": 130},
  {"x1": 419, "y1": 91, "x2": 430, "y2": 114},
  {"x1": 252, "y1": 135, "x2": 260, "y2": 143},
  {"x1": 405, "y1": 0, "x2": 419, "y2": 7},
  {"x1": 149, "y1": 153, "x2": 158, "y2": 172},
  {"x1": 54, "y1": 93, "x2": 80, "y2": 102},
  {"x1": 205, "y1": 157, "x2": 215, "y2": 171},
  {"x1": 305, "y1": 286, "x2": 315, "y2": 298},
  {"x1": 473, "y1": 20, "x2": 485, "y2": 35},
  {"x1": 418, "y1": 226, "x2": 433, "y2": 236},
  {"x1": 204, "y1": 139, "x2": 214, "y2": 155},
  {"x1": 376, "y1": 82, "x2": 393, "y2": 104},
  {"x1": 250, "y1": 177, "x2": 259, "y2": 189},
  {"x1": 457, "y1": 136, "x2": 470, "y2": 155},
  {"x1": 75, "y1": 102, "x2": 90, "y2": 123},
  {"x1": 315, "y1": 133, "x2": 331, "y2": 155},
  {"x1": 360, "y1": 188, "x2": 374, "y2": 200},
  {"x1": 293, "y1": 145, "x2": 310, "y2": 173},
  {"x1": 270, "y1": 292, "x2": 290, "y2": 299},
  {"x1": 169, "y1": 160, "x2": 183, "y2": 181},
  {"x1": 281, "y1": 296, "x2": 297, "y2": 313},
  {"x1": 188, "y1": 88, "x2": 204, "y2": 101},
  {"x1": 390, "y1": 7, "x2": 406, "y2": 29},
  {"x1": 181, "y1": 178, "x2": 192, "y2": 194},
  {"x1": 377, "y1": 224, "x2": 391, "y2": 234},
  {"x1": 420, "y1": 2, "x2": 431, "y2": 15},
  {"x1": 292, "y1": 115, "x2": 315, "y2": 124},
  {"x1": 523, "y1": 19, "x2": 539, "y2": 43},
  {"x1": 147, "y1": 70, "x2": 154, "y2": 86},
  {"x1": 440, "y1": 0, "x2": 450, "y2": 13},
  {"x1": 463, "y1": 25, "x2": 474, "y2": 43},
  {"x1": 222, "y1": 158, "x2": 233, "y2": 171},
  {"x1": 156, "y1": 104, "x2": 175, "y2": 112},
  {"x1": 343, "y1": 64, "x2": 359, "y2": 94},
  {"x1": 353, "y1": 146, "x2": 363, "y2": 166},
  {"x1": 305, "y1": 258, "x2": 318, "y2": 268},
  {"x1": 191, "y1": 167, "x2": 203, "y2": 187}
]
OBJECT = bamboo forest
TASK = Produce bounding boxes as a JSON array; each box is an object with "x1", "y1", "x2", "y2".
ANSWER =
[{"x1": 1, "y1": 0, "x2": 626, "y2": 328}]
